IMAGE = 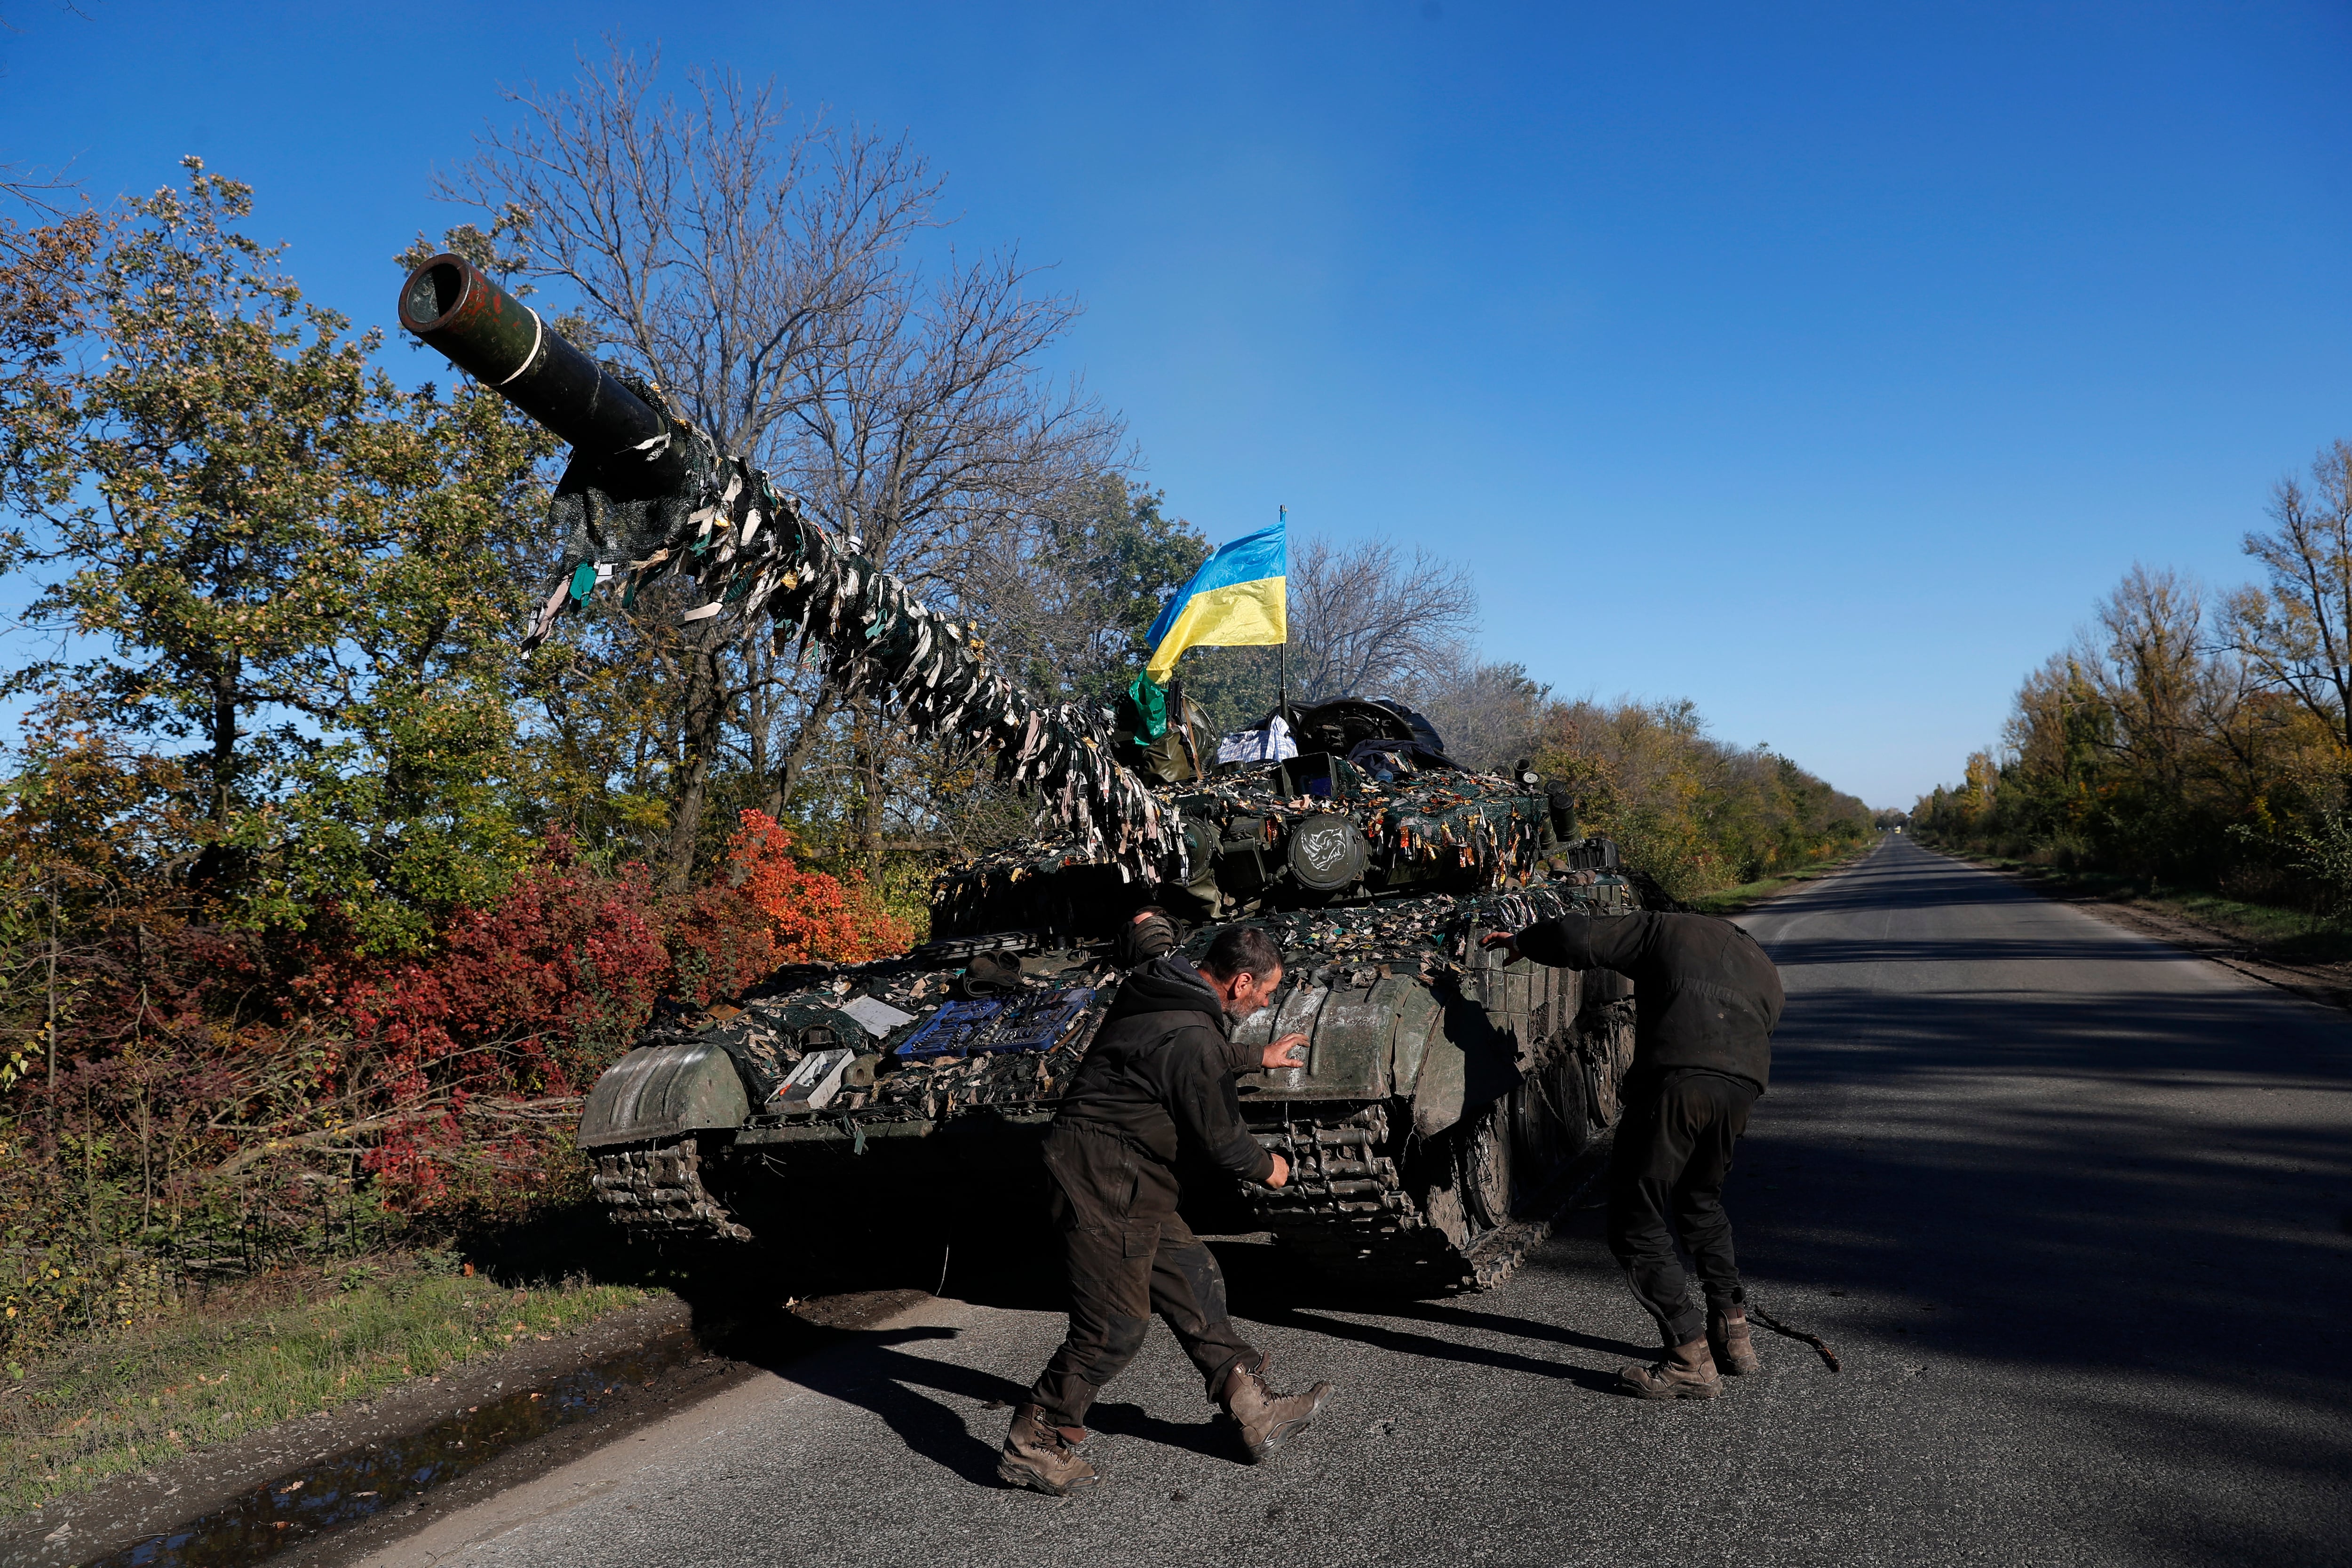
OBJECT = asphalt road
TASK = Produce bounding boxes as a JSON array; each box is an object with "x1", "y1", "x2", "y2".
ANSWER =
[{"x1": 360, "y1": 837, "x2": 2352, "y2": 1568}]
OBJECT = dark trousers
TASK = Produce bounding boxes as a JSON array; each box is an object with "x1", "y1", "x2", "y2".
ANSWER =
[
  {"x1": 1027, "y1": 1122, "x2": 1258, "y2": 1431},
  {"x1": 1607, "y1": 1068, "x2": 1759, "y2": 1346}
]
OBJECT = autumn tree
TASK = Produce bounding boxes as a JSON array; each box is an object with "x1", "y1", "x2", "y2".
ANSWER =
[
  {"x1": 2222, "y1": 439, "x2": 2352, "y2": 754},
  {"x1": 1534, "y1": 696, "x2": 1870, "y2": 899},
  {"x1": 1407, "y1": 652, "x2": 1549, "y2": 770},
  {"x1": 1918, "y1": 466, "x2": 2352, "y2": 900},
  {"x1": 0, "y1": 161, "x2": 557, "y2": 951}
]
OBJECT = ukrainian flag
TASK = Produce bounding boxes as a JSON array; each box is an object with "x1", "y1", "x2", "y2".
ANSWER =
[{"x1": 1144, "y1": 519, "x2": 1287, "y2": 682}]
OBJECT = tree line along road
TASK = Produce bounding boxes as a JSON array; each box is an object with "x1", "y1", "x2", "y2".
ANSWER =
[{"x1": 351, "y1": 833, "x2": 2352, "y2": 1568}]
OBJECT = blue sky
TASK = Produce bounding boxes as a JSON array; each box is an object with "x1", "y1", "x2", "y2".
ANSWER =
[{"x1": 4, "y1": 1, "x2": 2347, "y2": 807}]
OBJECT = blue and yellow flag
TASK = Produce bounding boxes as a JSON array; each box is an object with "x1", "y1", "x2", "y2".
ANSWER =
[{"x1": 1143, "y1": 518, "x2": 1287, "y2": 683}]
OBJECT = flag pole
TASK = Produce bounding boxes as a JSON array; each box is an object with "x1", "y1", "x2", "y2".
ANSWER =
[{"x1": 1276, "y1": 505, "x2": 1289, "y2": 728}]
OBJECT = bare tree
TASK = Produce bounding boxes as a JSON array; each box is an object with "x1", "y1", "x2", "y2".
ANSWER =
[
  {"x1": 437, "y1": 46, "x2": 1123, "y2": 883},
  {"x1": 2220, "y1": 439, "x2": 2352, "y2": 754},
  {"x1": 435, "y1": 47, "x2": 934, "y2": 460},
  {"x1": 1406, "y1": 650, "x2": 1548, "y2": 770},
  {"x1": 2082, "y1": 564, "x2": 2206, "y2": 803},
  {"x1": 1286, "y1": 535, "x2": 1478, "y2": 703}
]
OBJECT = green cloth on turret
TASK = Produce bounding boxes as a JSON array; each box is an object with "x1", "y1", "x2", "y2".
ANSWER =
[{"x1": 1128, "y1": 671, "x2": 1169, "y2": 741}]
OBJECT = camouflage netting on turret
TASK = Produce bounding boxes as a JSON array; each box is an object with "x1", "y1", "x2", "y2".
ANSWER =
[
  {"x1": 523, "y1": 384, "x2": 1172, "y2": 877},
  {"x1": 1231, "y1": 880, "x2": 1610, "y2": 978},
  {"x1": 1216, "y1": 772, "x2": 1552, "y2": 876},
  {"x1": 932, "y1": 759, "x2": 1555, "y2": 934}
]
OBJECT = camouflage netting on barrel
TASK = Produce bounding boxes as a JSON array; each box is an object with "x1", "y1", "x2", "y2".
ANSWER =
[{"x1": 522, "y1": 380, "x2": 1172, "y2": 878}]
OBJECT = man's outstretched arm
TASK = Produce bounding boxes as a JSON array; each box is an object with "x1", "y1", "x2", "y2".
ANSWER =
[{"x1": 1483, "y1": 911, "x2": 1652, "y2": 971}]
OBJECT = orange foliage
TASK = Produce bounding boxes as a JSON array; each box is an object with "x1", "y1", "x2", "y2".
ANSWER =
[{"x1": 727, "y1": 810, "x2": 913, "y2": 965}]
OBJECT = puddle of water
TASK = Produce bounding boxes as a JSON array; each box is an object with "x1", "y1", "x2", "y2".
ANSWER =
[{"x1": 83, "y1": 1329, "x2": 706, "y2": 1568}]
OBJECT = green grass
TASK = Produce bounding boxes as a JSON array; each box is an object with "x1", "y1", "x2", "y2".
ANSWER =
[{"x1": 0, "y1": 1257, "x2": 648, "y2": 1516}]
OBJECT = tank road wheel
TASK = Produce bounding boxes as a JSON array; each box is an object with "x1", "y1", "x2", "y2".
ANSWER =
[
  {"x1": 1510, "y1": 1047, "x2": 1582, "y2": 1188},
  {"x1": 1461, "y1": 1099, "x2": 1513, "y2": 1233},
  {"x1": 1526, "y1": 1048, "x2": 1589, "y2": 1171},
  {"x1": 1581, "y1": 1001, "x2": 1637, "y2": 1128}
]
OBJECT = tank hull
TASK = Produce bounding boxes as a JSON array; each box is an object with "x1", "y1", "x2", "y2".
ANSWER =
[{"x1": 580, "y1": 877, "x2": 1636, "y2": 1296}]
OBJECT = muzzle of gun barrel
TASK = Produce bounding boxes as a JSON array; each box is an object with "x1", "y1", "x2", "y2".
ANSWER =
[{"x1": 396, "y1": 252, "x2": 686, "y2": 495}]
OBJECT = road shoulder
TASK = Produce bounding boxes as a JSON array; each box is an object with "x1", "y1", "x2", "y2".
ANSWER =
[
  {"x1": 1925, "y1": 846, "x2": 2352, "y2": 1016},
  {"x1": 0, "y1": 1295, "x2": 694, "y2": 1568}
]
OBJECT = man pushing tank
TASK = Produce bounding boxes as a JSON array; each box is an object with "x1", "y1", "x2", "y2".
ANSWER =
[
  {"x1": 1001, "y1": 921, "x2": 1336, "y2": 1496},
  {"x1": 1482, "y1": 905, "x2": 1783, "y2": 1400}
]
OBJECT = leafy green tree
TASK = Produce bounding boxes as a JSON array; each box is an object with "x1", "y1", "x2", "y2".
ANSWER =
[{"x1": 0, "y1": 162, "x2": 559, "y2": 952}]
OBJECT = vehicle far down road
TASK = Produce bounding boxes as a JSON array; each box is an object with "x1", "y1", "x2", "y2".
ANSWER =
[{"x1": 353, "y1": 836, "x2": 2352, "y2": 1568}]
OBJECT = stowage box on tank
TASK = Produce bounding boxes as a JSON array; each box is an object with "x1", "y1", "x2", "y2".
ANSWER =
[{"x1": 402, "y1": 255, "x2": 1644, "y2": 1294}]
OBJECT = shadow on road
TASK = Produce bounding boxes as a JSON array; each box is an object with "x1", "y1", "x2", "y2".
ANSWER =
[{"x1": 488, "y1": 839, "x2": 2352, "y2": 1550}]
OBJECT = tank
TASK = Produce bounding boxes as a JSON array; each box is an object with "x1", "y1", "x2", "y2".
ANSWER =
[{"x1": 397, "y1": 255, "x2": 1642, "y2": 1294}]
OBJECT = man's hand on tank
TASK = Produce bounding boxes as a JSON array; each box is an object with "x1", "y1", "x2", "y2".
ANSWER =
[
  {"x1": 1261, "y1": 1034, "x2": 1309, "y2": 1071},
  {"x1": 1481, "y1": 930, "x2": 1524, "y2": 965},
  {"x1": 1265, "y1": 1153, "x2": 1290, "y2": 1188}
]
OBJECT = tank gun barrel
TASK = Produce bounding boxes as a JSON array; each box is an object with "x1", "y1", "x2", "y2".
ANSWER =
[
  {"x1": 393, "y1": 249, "x2": 1174, "y2": 879},
  {"x1": 397, "y1": 253, "x2": 685, "y2": 492}
]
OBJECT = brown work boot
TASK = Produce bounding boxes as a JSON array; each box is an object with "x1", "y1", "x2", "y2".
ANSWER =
[
  {"x1": 1709, "y1": 1304, "x2": 1760, "y2": 1376},
  {"x1": 1619, "y1": 1336, "x2": 1723, "y2": 1400},
  {"x1": 998, "y1": 1403, "x2": 1098, "y2": 1496},
  {"x1": 1219, "y1": 1353, "x2": 1335, "y2": 1463}
]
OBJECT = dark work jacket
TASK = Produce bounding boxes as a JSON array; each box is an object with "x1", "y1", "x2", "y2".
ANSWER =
[
  {"x1": 1054, "y1": 956, "x2": 1276, "y2": 1186},
  {"x1": 1517, "y1": 911, "x2": 1783, "y2": 1091}
]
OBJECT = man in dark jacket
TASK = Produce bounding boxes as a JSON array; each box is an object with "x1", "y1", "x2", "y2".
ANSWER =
[
  {"x1": 1001, "y1": 922, "x2": 1337, "y2": 1496},
  {"x1": 1484, "y1": 908, "x2": 1784, "y2": 1401}
]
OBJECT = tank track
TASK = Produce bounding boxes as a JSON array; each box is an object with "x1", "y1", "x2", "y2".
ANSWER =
[
  {"x1": 588, "y1": 1136, "x2": 752, "y2": 1243},
  {"x1": 1244, "y1": 1106, "x2": 1604, "y2": 1293},
  {"x1": 1240, "y1": 1108, "x2": 1483, "y2": 1292},
  {"x1": 1244, "y1": 999, "x2": 1636, "y2": 1295}
]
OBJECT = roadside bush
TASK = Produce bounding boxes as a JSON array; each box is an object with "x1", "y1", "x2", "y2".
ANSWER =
[{"x1": 0, "y1": 801, "x2": 907, "y2": 1362}]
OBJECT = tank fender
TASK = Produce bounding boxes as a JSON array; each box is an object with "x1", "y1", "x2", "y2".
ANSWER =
[
  {"x1": 1232, "y1": 973, "x2": 1425, "y2": 1099},
  {"x1": 579, "y1": 1039, "x2": 753, "y2": 1151},
  {"x1": 1410, "y1": 1031, "x2": 1466, "y2": 1139},
  {"x1": 1298, "y1": 974, "x2": 1410, "y2": 1098},
  {"x1": 1411, "y1": 983, "x2": 1525, "y2": 1139},
  {"x1": 1232, "y1": 982, "x2": 1329, "y2": 1091}
]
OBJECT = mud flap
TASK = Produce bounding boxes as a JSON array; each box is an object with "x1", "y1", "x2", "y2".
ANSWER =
[{"x1": 579, "y1": 1039, "x2": 753, "y2": 1150}]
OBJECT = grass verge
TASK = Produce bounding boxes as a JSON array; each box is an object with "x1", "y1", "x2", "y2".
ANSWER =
[
  {"x1": 0, "y1": 1254, "x2": 647, "y2": 1516},
  {"x1": 1692, "y1": 840, "x2": 1878, "y2": 916},
  {"x1": 1920, "y1": 844, "x2": 2352, "y2": 966}
]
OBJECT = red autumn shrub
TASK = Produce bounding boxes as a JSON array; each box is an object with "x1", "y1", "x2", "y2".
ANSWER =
[
  {"x1": 730, "y1": 809, "x2": 912, "y2": 961},
  {"x1": 660, "y1": 811, "x2": 913, "y2": 1005},
  {"x1": 306, "y1": 841, "x2": 671, "y2": 1205},
  {"x1": 311, "y1": 816, "x2": 911, "y2": 1208},
  {"x1": 3, "y1": 796, "x2": 922, "y2": 1247}
]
